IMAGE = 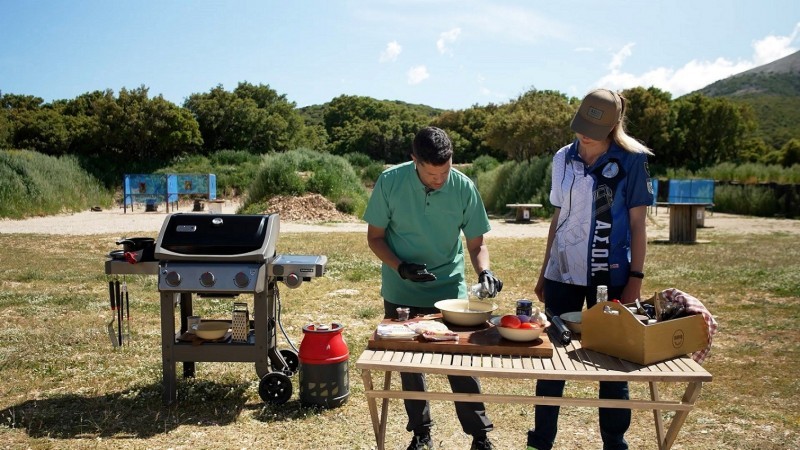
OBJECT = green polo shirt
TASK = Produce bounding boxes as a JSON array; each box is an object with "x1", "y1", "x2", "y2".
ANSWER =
[{"x1": 363, "y1": 161, "x2": 491, "y2": 307}]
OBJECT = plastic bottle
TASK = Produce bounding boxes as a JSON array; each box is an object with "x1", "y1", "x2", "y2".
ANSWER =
[{"x1": 470, "y1": 283, "x2": 490, "y2": 299}]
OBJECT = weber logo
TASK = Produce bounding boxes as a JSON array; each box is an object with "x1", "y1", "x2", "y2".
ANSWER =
[
  {"x1": 672, "y1": 329, "x2": 685, "y2": 348},
  {"x1": 587, "y1": 106, "x2": 604, "y2": 120}
]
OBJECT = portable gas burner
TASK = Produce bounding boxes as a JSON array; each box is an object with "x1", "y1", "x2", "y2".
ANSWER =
[{"x1": 154, "y1": 213, "x2": 326, "y2": 405}]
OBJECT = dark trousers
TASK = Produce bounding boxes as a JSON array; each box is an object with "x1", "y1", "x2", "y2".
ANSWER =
[
  {"x1": 384, "y1": 300, "x2": 494, "y2": 436},
  {"x1": 527, "y1": 280, "x2": 631, "y2": 450}
]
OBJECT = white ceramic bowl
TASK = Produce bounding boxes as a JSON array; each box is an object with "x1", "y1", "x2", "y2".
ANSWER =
[
  {"x1": 497, "y1": 325, "x2": 546, "y2": 342},
  {"x1": 434, "y1": 299, "x2": 497, "y2": 327},
  {"x1": 195, "y1": 321, "x2": 230, "y2": 340},
  {"x1": 490, "y1": 317, "x2": 548, "y2": 342},
  {"x1": 559, "y1": 311, "x2": 583, "y2": 334}
]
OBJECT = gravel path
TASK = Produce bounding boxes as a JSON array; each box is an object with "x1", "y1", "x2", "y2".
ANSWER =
[{"x1": 0, "y1": 200, "x2": 797, "y2": 238}]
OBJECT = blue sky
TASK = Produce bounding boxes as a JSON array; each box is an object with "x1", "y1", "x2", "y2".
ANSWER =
[{"x1": 1, "y1": 0, "x2": 798, "y2": 110}]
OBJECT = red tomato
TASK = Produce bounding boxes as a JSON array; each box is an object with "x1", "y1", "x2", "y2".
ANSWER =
[
  {"x1": 518, "y1": 322, "x2": 535, "y2": 329},
  {"x1": 499, "y1": 314, "x2": 521, "y2": 328}
]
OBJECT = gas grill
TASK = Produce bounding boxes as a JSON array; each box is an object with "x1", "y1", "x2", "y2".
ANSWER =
[{"x1": 154, "y1": 213, "x2": 326, "y2": 405}]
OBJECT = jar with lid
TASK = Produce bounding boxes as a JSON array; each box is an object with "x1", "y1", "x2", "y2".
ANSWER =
[
  {"x1": 516, "y1": 299, "x2": 533, "y2": 316},
  {"x1": 596, "y1": 285, "x2": 608, "y2": 303}
]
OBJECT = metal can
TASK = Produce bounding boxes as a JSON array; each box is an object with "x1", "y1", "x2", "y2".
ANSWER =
[{"x1": 516, "y1": 299, "x2": 533, "y2": 317}]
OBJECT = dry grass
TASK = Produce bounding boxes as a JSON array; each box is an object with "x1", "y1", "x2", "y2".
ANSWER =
[{"x1": 0, "y1": 228, "x2": 798, "y2": 449}]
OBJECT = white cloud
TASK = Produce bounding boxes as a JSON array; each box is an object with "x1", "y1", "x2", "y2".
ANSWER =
[
  {"x1": 379, "y1": 40, "x2": 402, "y2": 63},
  {"x1": 595, "y1": 22, "x2": 800, "y2": 97},
  {"x1": 751, "y1": 22, "x2": 800, "y2": 65},
  {"x1": 407, "y1": 65, "x2": 430, "y2": 85},
  {"x1": 437, "y1": 27, "x2": 461, "y2": 55},
  {"x1": 608, "y1": 43, "x2": 635, "y2": 72}
]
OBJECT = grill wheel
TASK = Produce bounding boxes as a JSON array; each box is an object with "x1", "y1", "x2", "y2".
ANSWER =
[{"x1": 258, "y1": 372, "x2": 293, "y2": 404}]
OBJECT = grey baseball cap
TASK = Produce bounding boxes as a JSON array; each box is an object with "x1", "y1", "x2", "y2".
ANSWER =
[{"x1": 570, "y1": 89, "x2": 622, "y2": 140}]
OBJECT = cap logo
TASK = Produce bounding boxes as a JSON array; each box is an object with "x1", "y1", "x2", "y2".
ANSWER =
[{"x1": 587, "y1": 106, "x2": 604, "y2": 121}]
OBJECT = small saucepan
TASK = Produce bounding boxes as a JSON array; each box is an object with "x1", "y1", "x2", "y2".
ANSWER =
[{"x1": 116, "y1": 237, "x2": 156, "y2": 262}]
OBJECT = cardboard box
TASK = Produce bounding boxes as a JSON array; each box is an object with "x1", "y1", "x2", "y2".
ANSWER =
[{"x1": 581, "y1": 300, "x2": 707, "y2": 365}]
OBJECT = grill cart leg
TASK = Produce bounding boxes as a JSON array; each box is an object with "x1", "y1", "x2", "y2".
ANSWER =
[
  {"x1": 160, "y1": 291, "x2": 178, "y2": 405},
  {"x1": 254, "y1": 287, "x2": 273, "y2": 378},
  {"x1": 179, "y1": 292, "x2": 195, "y2": 378}
]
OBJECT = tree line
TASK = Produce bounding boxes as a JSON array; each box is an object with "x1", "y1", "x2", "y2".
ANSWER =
[{"x1": 1, "y1": 82, "x2": 797, "y2": 187}]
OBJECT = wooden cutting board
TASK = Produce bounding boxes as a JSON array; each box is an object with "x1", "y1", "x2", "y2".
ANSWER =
[{"x1": 367, "y1": 315, "x2": 553, "y2": 357}]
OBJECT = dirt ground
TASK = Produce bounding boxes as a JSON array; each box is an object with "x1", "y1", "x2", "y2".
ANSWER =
[{"x1": 0, "y1": 194, "x2": 798, "y2": 238}]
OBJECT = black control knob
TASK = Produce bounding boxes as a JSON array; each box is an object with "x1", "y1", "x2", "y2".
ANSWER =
[
  {"x1": 165, "y1": 271, "x2": 181, "y2": 287},
  {"x1": 234, "y1": 271, "x2": 250, "y2": 288},
  {"x1": 200, "y1": 271, "x2": 215, "y2": 287},
  {"x1": 284, "y1": 273, "x2": 302, "y2": 289}
]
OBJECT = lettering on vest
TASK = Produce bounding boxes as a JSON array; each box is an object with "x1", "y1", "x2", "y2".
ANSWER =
[{"x1": 591, "y1": 219, "x2": 611, "y2": 276}]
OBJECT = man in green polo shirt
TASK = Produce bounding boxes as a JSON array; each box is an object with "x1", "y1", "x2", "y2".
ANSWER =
[{"x1": 363, "y1": 126, "x2": 503, "y2": 450}]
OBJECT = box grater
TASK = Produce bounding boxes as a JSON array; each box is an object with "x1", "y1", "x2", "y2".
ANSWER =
[{"x1": 231, "y1": 302, "x2": 250, "y2": 342}]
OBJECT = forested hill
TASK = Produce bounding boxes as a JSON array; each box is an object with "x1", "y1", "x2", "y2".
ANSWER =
[
  {"x1": 697, "y1": 50, "x2": 800, "y2": 97},
  {"x1": 693, "y1": 50, "x2": 800, "y2": 148}
]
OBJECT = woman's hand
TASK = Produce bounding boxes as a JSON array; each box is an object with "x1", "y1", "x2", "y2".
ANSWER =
[{"x1": 620, "y1": 278, "x2": 643, "y2": 304}]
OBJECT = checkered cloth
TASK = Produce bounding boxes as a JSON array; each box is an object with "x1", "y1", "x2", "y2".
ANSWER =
[{"x1": 662, "y1": 288, "x2": 719, "y2": 364}]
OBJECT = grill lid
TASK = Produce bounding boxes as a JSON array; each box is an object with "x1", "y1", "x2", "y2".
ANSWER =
[{"x1": 154, "y1": 213, "x2": 279, "y2": 262}]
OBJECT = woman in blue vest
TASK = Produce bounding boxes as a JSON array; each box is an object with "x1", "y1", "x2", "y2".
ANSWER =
[
  {"x1": 364, "y1": 126, "x2": 503, "y2": 450},
  {"x1": 528, "y1": 89, "x2": 655, "y2": 450}
]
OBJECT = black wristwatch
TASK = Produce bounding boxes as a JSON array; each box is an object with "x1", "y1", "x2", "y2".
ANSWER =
[{"x1": 629, "y1": 270, "x2": 645, "y2": 279}]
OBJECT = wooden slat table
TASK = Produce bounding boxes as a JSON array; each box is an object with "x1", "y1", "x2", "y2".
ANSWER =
[{"x1": 357, "y1": 335, "x2": 711, "y2": 450}]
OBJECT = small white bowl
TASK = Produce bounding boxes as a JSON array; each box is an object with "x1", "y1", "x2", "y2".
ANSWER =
[
  {"x1": 195, "y1": 321, "x2": 230, "y2": 340},
  {"x1": 559, "y1": 311, "x2": 583, "y2": 334},
  {"x1": 434, "y1": 299, "x2": 497, "y2": 327}
]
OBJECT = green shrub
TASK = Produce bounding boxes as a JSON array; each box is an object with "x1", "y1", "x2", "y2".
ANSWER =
[
  {"x1": 335, "y1": 196, "x2": 357, "y2": 215},
  {"x1": 243, "y1": 149, "x2": 369, "y2": 218},
  {"x1": 159, "y1": 150, "x2": 262, "y2": 197},
  {"x1": 472, "y1": 155, "x2": 501, "y2": 174},
  {"x1": 715, "y1": 184, "x2": 780, "y2": 216},
  {"x1": 0, "y1": 150, "x2": 112, "y2": 219},
  {"x1": 248, "y1": 156, "x2": 305, "y2": 201},
  {"x1": 477, "y1": 157, "x2": 552, "y2": 216},
  {"x1": 695, "y1": 162, "x2": 800, "y2": 184},
  {"x1": 238, "y1": 200, "x2": 269, "y2": 215},
  {"x1": 360, "y1": 161, "x2": 386, "y2": 186},
  {"x1": 344, "y1": 152, "x2": 373, "y2": 168}
]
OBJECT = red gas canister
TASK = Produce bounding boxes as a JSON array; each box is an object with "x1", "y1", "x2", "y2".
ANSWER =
[{"x1": 298, "y1": 322, "x2": 350, "y2": 408}]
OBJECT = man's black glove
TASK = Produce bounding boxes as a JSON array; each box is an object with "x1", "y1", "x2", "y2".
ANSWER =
[
  {"x1": 479, "y1": 269, "x2": 503, "y2": 297},
  {"x1": 398, "y1": 262, "x2": 437, "y2": 282}
]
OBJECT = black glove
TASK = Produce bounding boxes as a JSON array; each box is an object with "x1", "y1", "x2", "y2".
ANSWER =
[
  {"x1": 398, "y1": 262, "x2": 437, "y2": 282},
  {"x1": 479, "y1": 269, "x2": 503, "y2": 297}
]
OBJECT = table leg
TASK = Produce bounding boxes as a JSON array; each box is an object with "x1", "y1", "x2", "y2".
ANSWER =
[
  {"x1": 362, "y1": 369, "x2": 383, "y2": 450},
  {"x1": 662, "y1": 382, "x2": 703, "y2": 449},
  {"x1": 379, "y1": 371, "x2": 392, "y2": 448},
  {"x1": 649, "y1": 382, "x2": 666, "y2": 449}
]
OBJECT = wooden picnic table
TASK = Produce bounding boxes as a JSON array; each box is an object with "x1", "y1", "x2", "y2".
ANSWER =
[
  {"x1": 505, "y1": 203, "x2": 543, "y2": 222},
  {"x1": 356, "y1": 334, "x2": 711, "y2": 450},
  {"x1": 656, "y1": 202, "x2": 713, "y2": 244}
]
